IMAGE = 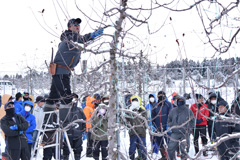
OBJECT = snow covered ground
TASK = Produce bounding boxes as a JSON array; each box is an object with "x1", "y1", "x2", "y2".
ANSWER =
[{"x1": 0, "y1": 128, "x2": 220, "y2": 159}]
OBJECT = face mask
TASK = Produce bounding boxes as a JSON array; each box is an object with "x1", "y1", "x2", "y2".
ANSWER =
[
  {"x1": 177, "y1": 101, "x2": 185, "y2": 107},
  {"x1": 130, "y1": 101, "x2": 140, "y2": 111},
  {"x1": 6, "y1": 108, "x2": 15, "y2": 117},
  {"x1": 211, "y1": 100, "x2": 217, "y2": 105},
  {"x1": 103, "y1": 100, "x2": 109, "y2": 105},
  {"x1": 158, "y1": 96, "x2": 165, "y2": 104},
  {"x1": 97, "y1": 108, "x2": 106, "y2": 117},
  {"x1": 25, "y1": 106, "x2": 31, "y2": 112},
  {"x1": 149, "y1": 97, "x2": 155, "y2": 103}
]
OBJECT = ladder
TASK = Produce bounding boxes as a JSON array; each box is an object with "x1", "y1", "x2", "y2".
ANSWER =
[{"x1": 31, "y1": 110, "x2": 74, "y2": 160}]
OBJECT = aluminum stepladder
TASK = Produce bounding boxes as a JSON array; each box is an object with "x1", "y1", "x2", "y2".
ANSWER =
[{"x1": 31, "y1": 110, "x2": 74, "y2": 160}]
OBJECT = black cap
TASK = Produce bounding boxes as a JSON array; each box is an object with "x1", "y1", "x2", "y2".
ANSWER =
[
  {"x1": 15, "y1": 92, "x2": 22, "y2": 101},
  {"x1": 67, "y1": 18, "x2": 82, "y2": 27},
  {"x1": 93, "y1": 93, "x2": 101, "y2": 100},
  {"x1": 35, "y1": 96, "x2": 46, "y2": 103},
  {"x1": 209, "y1": 92, "x2": 217, "y2": 99}
]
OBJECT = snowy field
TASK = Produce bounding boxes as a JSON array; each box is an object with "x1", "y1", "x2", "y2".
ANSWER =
[{"x1": 0, "y1": 128, "x2": 220, "y2": 160}]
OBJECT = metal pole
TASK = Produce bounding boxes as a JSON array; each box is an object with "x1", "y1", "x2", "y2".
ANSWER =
[
  {"x1": 235, "y1": 64, "x2": 239, "y2": 95},
  {"x1": 207, "y1": 67, "x2": 210, "y2": 89},
  {"x1": 182, "y1": 68, "x2": 186, "y2": 94},
  {"x1": 163, "y1": 68, "x2": 166, "y2": 93}
]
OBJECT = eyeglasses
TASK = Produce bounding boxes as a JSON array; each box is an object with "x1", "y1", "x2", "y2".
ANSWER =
[{"x1": 73, "y1": 23, "x2": 80, "y2": 26}]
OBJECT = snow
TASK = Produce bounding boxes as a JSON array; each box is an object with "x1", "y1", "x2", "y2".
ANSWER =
[{"x1": 0, "y1": 128, "x2": 220, "y2": 160}]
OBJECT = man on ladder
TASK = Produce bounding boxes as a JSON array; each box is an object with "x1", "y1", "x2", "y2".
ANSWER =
[{"x1": 43, "y1": 18, "x2": 104, "y2": 159}]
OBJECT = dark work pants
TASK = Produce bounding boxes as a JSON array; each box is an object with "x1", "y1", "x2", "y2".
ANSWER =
[
  {"x1": 63, "y1": 136, "x2": 83, "y2": 156},
  {"x1": 8, "y1": 148, "x2": 30, "y2": 160},
  {"x1": 87, "y1": 132, "x2": 94, "y2": 156},
  {"x1": 207, "y1": 120, "x2": 216, "y2": 141},
  {"x1": 193, "y1": 125, "x2": 208, "y2": 154},
  {"x1": 47, "y1": 74, "x2": 72, "y2": 105},
  {"x1": 93, "y1": 140, "x2": 108, "y2": 160},
  {"x1": 129, "y1": 136, "x2": 146, "y2": 160}
]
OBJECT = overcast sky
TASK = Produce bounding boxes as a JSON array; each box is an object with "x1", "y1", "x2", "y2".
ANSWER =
[{"x1": 0, "y1": 0, "x2": 239, "y2": 76}]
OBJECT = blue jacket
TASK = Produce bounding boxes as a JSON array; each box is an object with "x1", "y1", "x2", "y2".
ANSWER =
[
  {"x1": 145, "y1": 93, "x2": 157, "y2": 127},
  {"x1": 152, "y1": 100, "x2": 172, "y2": 132},
  {"x1": 54, "y1": 30, "x2": 93, "y2": 75},
  {"x1": 20, "y1": 101, "x2": 36, "y2": 143},
  {"x1": 14, "y1": 100, "x2": 23, "y2": 114}
]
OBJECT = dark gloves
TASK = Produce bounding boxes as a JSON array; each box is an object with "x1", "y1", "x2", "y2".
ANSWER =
[
  {"x1": 9, "y1": 125, "x2": 18, "y2": 130},
  {"x1": 196, "y1": 118, "x2": 203, "y2": 124},
  {"x1": 91, "y1": 28, "x2": 104, "y2": 39}
]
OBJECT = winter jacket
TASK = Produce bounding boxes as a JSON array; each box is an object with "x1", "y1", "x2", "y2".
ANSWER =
[
  {"x1": 83, "y1": 96, "x2": 96, "y2": 132},
  {"x1": 145, "y1": 93, "x2": 157, "y2": 128},
  {"x1": 14, "y1": 100, "x2": 23, "y2": 114},
  {"x1": 190, "y1": 103, "x2": 209, "y2": 126},
  {"x1": 54, "y1": 30, "x2": 93, "y2": 75},
  {"x1": 67, "y1": 103, "x2": 86, "y2": 139},
  {"x1": 0, "y1": 94, "x2": 12, "y2": 120},
  {"x1": 1, "y1": 113, "x2": 29, "y2": 150},
  {"x1": 32, "y1": 104, "x2": 44, "y2": 130},
  {"x1": 20, "y1": 101, "x2": 36, "y2": 143},
  {"x1": 214, "y1": 115, "x2": 240, "y2": 157},
  {"x1": 168, "y1": 96, "x2": 195, "y2": 134},
  {"x1": 152, "y1": 100, "x2": 172, "y2": 132},
  {"x1": 126, "y1": 96, "x2": 147, "y2": 137},
  {"x1": 91, "y1": 111, "x2": 108, "y2": 141}
]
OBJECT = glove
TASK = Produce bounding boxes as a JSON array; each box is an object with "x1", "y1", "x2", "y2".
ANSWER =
[
  {"x1": 9, "y1": 125, "x2": 18, "y2": 130},
  {"x1": 19, "y1": 131, "x2": 23, "y2": 135},
  {"x1": 196, "y1": 118, "x2": 203, "y2": 124},
  {"x1": 82, "y1": 132, "x2": 87, "y2": 141},
  {"x1": 151, "y1": 125, "x2": 155, "y2": 132},
  {"x1": 91, "y1": 28, "x2": 104, "y2": 39}
]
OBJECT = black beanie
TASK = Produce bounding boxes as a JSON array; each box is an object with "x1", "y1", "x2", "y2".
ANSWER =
[
  {"x1": 15, "y1": 92, "x2": 22, "y2": 101},
  {"x1": 209, "y1": 93, "x2": 217, "y2": 100},
  {"x1": 195, "y1": 94, "x2": 203, "y2": 99},
  {"x1": 158, "y1": 91, "x2": 166, "y2": 96},
  {"x1": 217, "y1": 100, "x2": 228, "y2": 108}
]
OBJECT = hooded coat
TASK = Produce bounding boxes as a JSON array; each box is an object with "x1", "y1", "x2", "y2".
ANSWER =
[
  {"x1": 125, "y1": 96, "x2": 147, "y2": 137},
  {"x1": 14, "y1": 100, "x2": 23, "y2": 114},
  {"x1": 0, "y1": 94, "x2": 12, "y2": 120},
  {"x1": 54, "y1": 30, "x2": 93, "y2": 75},
  {"x1": 145, "y1": 93, "x2": 157, "y2": 128},
  {"x1": 152, "y1": 98, "x2": 172, "y2": 132},
  {"x1": 20, "y1": 101, "x2": 36, "y2": 143},
  {"x1": 83, "y1": 96, "x2": 96, "y2": 132},
  {"x1": 167, "y1": 96, "x2": 195, "y2": 134}
]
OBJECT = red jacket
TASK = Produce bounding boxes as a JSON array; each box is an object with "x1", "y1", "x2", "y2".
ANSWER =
[{"x1": 190, "y1": 103, "x2": 209, "y2": 126}]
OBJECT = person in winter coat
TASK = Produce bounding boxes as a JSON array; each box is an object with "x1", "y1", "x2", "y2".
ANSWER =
[
  {"x1": 231, "y1": 89, "x2": 240, "y2": 116},
  {"x1": 91, "y1": 104, "x2": 109, "y2": 160},
  {"x1": 206, "y1": 92, "x2": 220, "y2": 142},
  {"x1": 125, "y1": 96, "x2": 148, "y2": 160},
  {"x1": 83, "y1": 96, "x2": 97, "y2": 157},
  {"x1": 32, "y1": 96, "x2": 46, "y2": 153},
  {"x1": 1, "y1": 101, "x2": 30, "y2": 160},
  {"x1": 0, "y1": 94, "x2": 14, "y2": 140},
  {"x1": 20, "y1": 100, "x2": 36, "y2": 154},
  {"x1": 62, "y1": 93, "x2": 86, "y2": 160},
  {"x1": 23, "y1": 91, "x2": 30, "y2": 102},
  {"x1": 214, "y1": 100, "x2": 240, "y2": 160},
  {"x1": 190, "y1": 94, "x2": 209, "y2": 156},
  {"x1": 14, "y1": 92, "x2": 23, "y2": 114},
  {"x1": 151, "y1": 91, "x2": 172, "y2": 160},
  {"x1": 45, "y1": 18, "x2": 103, "y2": 108},
  {"x1": 145, "y1": 93, "x2": 158, "y2": 154},
  {"x1": 167, "y1": 96, "x2": 195, "y2": 160}
]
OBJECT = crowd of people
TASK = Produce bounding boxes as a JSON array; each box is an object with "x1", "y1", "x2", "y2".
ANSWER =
[{"x1": 0, "y1": 89, "x2": 239, "y2": 160}]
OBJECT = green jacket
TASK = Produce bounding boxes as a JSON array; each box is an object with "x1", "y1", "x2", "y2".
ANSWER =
[{"x1": 91, "y1": 114, "x2": 108, "y2": 141}]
